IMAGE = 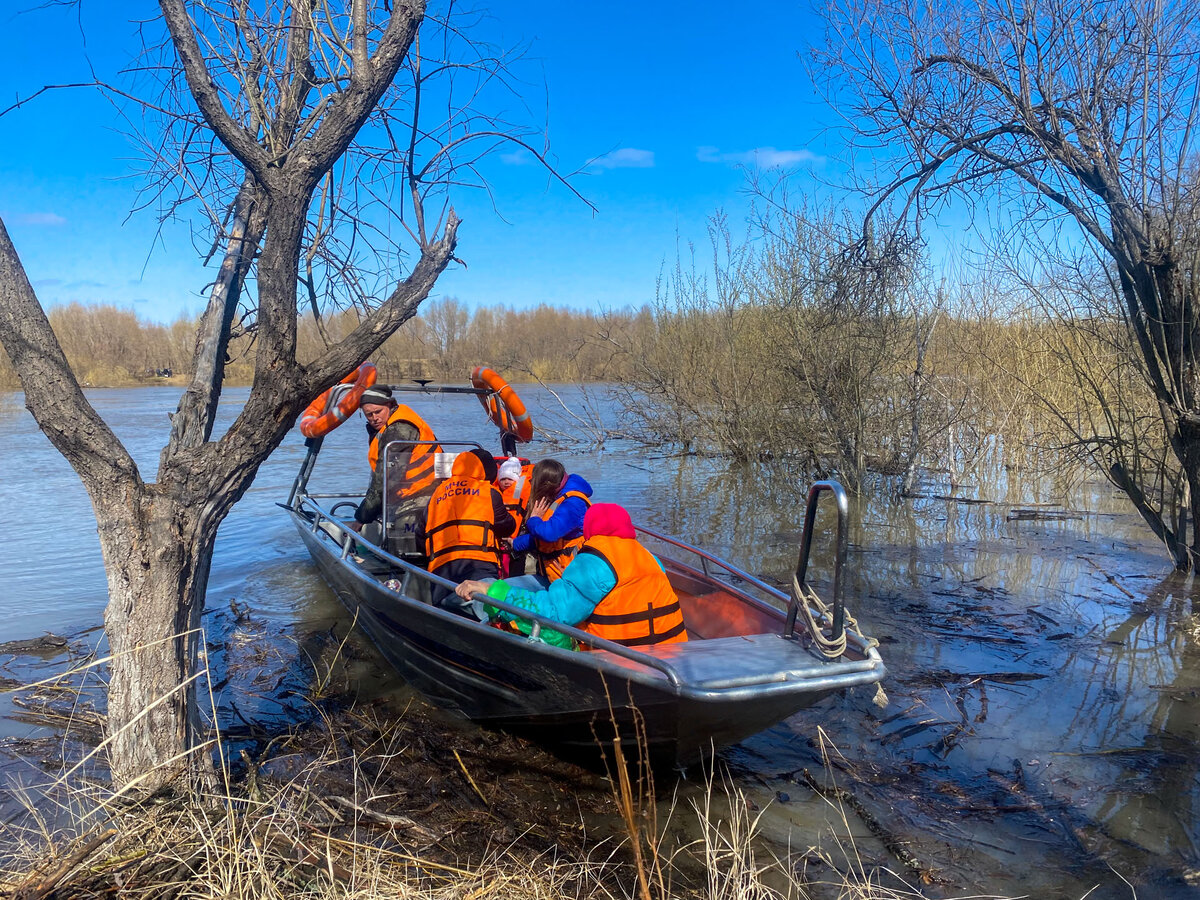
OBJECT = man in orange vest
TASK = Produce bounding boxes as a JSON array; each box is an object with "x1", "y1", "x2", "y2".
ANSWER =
[
  {"x1": 420, "y1": 449, "x2": 515, "y2": 615},
  {"x1": 454, "y1": 503, "x2": 688, "y2": 649},
  {"x1": 352, "y1": 386, "x2": 441, "y2": 559}
]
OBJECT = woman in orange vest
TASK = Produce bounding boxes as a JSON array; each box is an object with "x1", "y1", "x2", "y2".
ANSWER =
[
  {"x1": 455, "y1": 503, "x2": 688, "y2": 650},
  {"x1": 419, "y1": 448, "x2": 515, "y2": 615},
  {"x1": 510, "y1": 458, "x2": 593, "y2": 583},
  {"x1": 352, "y1": 386, "x2": 441, "y2": 558}
]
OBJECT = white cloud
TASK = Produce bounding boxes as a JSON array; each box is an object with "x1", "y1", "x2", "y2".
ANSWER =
[
  {"x1": 697, "y1": 145, "x2": 824, "y2": 168},
  {"x1": 11, "y1": 212, "x2": 68, "y2": 226},
  {"x1": 500, "y1": 149, "x2": 536, "y2": 166},
  {"x1": 588, "y1": 148, "x2": 655, "y2": 170}
]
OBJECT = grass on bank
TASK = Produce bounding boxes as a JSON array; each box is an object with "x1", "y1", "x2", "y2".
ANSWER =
[{"x1": 1, "y1": 735, "x2": 994, "y2": 900}]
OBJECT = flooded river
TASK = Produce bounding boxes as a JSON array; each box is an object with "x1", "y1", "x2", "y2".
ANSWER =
[{"x1": 1, "y1": 385, "x2": 1197, "y2": 898}]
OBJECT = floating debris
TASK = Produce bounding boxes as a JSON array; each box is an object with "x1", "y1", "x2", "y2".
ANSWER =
[{"x1": 0, "y1": 634, "x2": 69, "y2": 655}]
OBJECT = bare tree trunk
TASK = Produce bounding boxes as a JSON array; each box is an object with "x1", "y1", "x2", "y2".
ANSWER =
[
  {"x1": 817, "y1": 0, "x2": 1200, "y2": 566},
  {"x1": 901, "y1": 310, "x2": 938, "y2": 496},
  {"x1": 97, "y1": 490, "x2": 210, "y2": 790},
  {"x1": 0, "y1": 0, "x2": 490, "y2": 795},
  {"x1": 1176, "y1": 420, "x2": 1200, "y2": 571},
  {"x1": 1109, "y1": 460, "x2": 1191, "y2": 569}
]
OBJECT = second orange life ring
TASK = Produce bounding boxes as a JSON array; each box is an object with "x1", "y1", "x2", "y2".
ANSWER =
[
  {"x1": 470, "y1": 365, "x2": 534, "y2": 443},
  {"x1": 299, "y1": 362, "x2": 378, "y2": 438}
]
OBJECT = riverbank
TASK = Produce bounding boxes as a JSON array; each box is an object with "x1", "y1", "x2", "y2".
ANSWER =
[
  {"x1": 0, "y1": 632, "x2": 937, "y2": 900},
  {"x1": 1, "y1": 699, "x2": 632, "y2": 898}
]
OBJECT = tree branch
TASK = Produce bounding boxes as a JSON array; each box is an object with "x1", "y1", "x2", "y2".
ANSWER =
[
  {"x1": 0, "y1": 219, "x2": 141, "y2": 493},
  {"x1": 159, "y1": 0, "x2": 271, "y2": 180}
]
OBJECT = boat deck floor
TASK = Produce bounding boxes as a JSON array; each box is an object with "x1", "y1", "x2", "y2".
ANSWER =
[{"x1": 594, "y1": 632, "x2": 844, "y2": 689}]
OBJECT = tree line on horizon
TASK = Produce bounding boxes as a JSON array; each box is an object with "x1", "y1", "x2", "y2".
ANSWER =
[
  {"x1": 0, "y1": 245, "x2": 1149, "y2": 520},
  {"x1": 0, "y1": 298, "x2": 648, "y2": 390}
]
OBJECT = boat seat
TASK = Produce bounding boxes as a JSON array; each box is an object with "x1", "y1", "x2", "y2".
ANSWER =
[{"x1": 592, "y1": 632, "x2": 843, "y2": 689}]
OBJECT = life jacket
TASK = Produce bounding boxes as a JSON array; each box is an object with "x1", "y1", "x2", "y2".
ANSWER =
[
  {"x1": 532, "y1": 489, "x2": 592, "y2": 581},
  {"x1": 423, "y1": 452, "x2": 504, "y2": 572},
  {"x1": 368, "y1": 404, "x2": 440, "y2": 498},
  {"x1": 499, "y1": 461, "x2": 534, "y2": 536},
  {"x1": 578, "y1": 535, "x2": 688, "y2": 648}
]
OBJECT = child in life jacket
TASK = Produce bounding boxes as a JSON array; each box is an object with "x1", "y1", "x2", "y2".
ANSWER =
[
  {"x1": 509, "y1": 458, "x2": 593, "y2": 583},
  {"x1": 419, "y1": 449, "x2": 515, "y2": 617},
  {"x1": 495, "y1": 456, "x2": 532, "y2": 576}
]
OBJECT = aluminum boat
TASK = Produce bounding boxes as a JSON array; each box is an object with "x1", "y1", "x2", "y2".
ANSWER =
[{"x1": 284, "y1": 373, "x2": 886, "y2": 766}]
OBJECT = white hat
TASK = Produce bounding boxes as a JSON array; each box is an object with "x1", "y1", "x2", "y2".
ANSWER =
[{"x1": 497, "y1": 457, "x2": 522, "y2": 482}]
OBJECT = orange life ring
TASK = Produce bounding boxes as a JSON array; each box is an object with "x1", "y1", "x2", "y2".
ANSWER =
[
  {"x1": 470, "y1": 365, "x2": 534, "y2": 443},
  {"x1": 299, "y1": 363, "x2": 378, "y2": 438}
]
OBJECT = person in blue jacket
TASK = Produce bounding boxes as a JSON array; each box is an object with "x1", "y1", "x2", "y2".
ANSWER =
[{"x1": 510, "y1": 458, "x2": 593, "y2": 582}]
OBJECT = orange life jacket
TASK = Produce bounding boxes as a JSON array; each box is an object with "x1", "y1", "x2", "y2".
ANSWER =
[
  {"x1": 532, "y1": 489, "x2": 592, "y2": 582},
  {"x1": 423, "y1": 453, "x2": 503, "y2": 572},
  {"x1": 368, "y1": 404, "x2": 440, "y2": 498},
  {"x1": 499, "y1": 462, "x2": 534, "y2": 536},
  {"x1": 578, "y1": 535, "x2": 688, "y2": 648}
]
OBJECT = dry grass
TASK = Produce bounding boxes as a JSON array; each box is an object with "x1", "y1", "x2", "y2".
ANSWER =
[
  {"x1": 0, "y1": 702, "x2": 620, "y2": 900},
  {"x1": 0, "y1": 715, "x2": 1025, "y2": 900},
  {"x1": 2, "y1": 731, "x2": 1017, "y2": 900},
  {"x1": 2, "y1": 782, "x2": 609, "y2": 899}
]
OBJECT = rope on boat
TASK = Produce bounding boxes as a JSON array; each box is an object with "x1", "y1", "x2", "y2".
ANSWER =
[
  {"x1": 789, "y1": 577, "x2": 889, "y2": 707},
  {"x1": 791, "y1": 574, "x2": 856, "y2": 660}
]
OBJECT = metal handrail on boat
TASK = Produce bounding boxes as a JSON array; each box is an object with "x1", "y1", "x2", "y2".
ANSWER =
[
  {"x1": 785, "y1": 481, "x2": 847, "y2": 646},
  {"x1": 634, "y1": 524, "x2": 792, "y2": 604},
  {"x1": 286, "y1": 380, "x2": 494, "y2": 508},
  {"x1": 287, "y1": 436, "x2": 325, "y2": 508},
  {"x1": 292, "y1": 492, "x2": 686, "y2": 689},
  {"x1": 637, "y1": 515, "x2": 865, "y2": 657}
]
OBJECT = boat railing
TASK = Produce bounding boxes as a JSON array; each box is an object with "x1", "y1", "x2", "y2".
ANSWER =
[
  {"x1": 292, "y1": 492, "x2": 686, "y2": 688},
  {"x1": 785, "y1": 481, "x2": 847, "y2": 647},
  {"x1": 381, "y1": 440, "x2": 483, "y2": 533},
  {"x1": 637, "y1": 485, "x2": 859, "y2": 654},
  {"x1": 633, "y1": 524, "x2": 791, "y2": 605},
  {"x1": 472, "y1": 594, "x2": 685, "y2": 688},
  {"x1": 287, "y1": 380, "x2": 498, "y2": 506}
]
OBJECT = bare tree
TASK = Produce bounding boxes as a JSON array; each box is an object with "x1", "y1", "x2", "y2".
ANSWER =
[
  {"x1": 754, "y1": 196, "x2": 943, "y2": 491},
  {"x1": 817, "y1": 0, "x2": 1200, "y2": 568},
  {"x1": 421, "y1": 296, "x2": 471, "y2": 377},
  {"x1": 0, "y1": 0, "x2": 556, "y2": 792}
]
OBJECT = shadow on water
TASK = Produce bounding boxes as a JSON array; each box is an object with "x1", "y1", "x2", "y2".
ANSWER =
[{"x1": 3, "y1": 385, "x2": 1200, "y2": 897}]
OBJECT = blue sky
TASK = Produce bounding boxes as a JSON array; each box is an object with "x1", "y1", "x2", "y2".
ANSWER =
[{"x1": 0, "y1": 1, "x2": 839, "y2": 322}]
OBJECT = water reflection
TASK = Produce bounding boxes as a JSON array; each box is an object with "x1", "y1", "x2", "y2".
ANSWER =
[
  {"x1": 1086, "y1": 574, "x2": 1200, "y2": 870},
  {"x1": 629, "y1": 446, "x2": 1199, "y2": 895}
]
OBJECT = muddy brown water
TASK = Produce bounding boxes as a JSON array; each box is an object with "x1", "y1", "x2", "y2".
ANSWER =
[{"x1": 1, "y1": 385, "x2": 1197, "y2": 898}]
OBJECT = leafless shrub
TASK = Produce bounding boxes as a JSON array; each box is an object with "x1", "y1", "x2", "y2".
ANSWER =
[{"x1": 607, "y1": 200, "x2": 960, "y2": 493}]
